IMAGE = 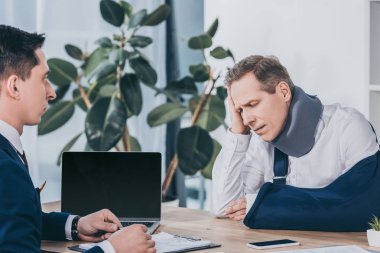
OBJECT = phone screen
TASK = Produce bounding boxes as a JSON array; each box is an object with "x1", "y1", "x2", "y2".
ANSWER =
[{"x1": 249, "y1": 239, "x2": 297, "y2": 247}]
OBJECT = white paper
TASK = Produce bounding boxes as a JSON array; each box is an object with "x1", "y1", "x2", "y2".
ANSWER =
[
  {"x1": 271, "y1": 245, "x2": 370, "y2": 253},
  {"x1": 78, "y1": 232, "x2": 212, "y2": 253},
  {"x1": 152, "y1": 232, "x2": 212, "y2": 253}
]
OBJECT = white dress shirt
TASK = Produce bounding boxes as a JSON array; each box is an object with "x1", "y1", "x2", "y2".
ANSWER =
[
  {"x1": 0, "y1": 120, "x2": 115, "y2": 253},
  {"x1": 211, "y1": 104, "x2": 379, "y2": 216}
]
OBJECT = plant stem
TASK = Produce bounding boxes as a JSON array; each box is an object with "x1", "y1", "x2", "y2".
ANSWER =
[
  {"x1": 162, "y1": 74, "x2": 221, "y2": 197},
  {"x1": 162, "y1": 154, "x2": 178, "y2": 197},
  {"x1": 76, "y1": 75, "x2": 91, "y2": 109},
  {"x1": 122, "y1": 125, "x2": 131, "y2": 151}
]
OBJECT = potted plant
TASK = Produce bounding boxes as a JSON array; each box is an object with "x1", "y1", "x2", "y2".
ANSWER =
[
  {"x1": 368, "y1": 215, "x2": 380, "y2": 247},
  {"x1": 146, "y1": 18, "x2": 235, "y2": 199},
  {"x1": 38, "y1": 0, "x2": 170, "y2": 158}
]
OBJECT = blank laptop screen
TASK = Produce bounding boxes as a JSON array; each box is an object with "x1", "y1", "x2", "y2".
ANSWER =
[{"x1": 61, "y1": 152, "x2": 161, "y2": 219}]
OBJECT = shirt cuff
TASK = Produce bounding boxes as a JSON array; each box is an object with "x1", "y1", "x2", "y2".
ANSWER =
[
  {"x1": 98, "y1": 240, "x2": 116, "y2": 253},
  {"x1": 65, "y1": 215, "x2": 76, "y2": 240},
  {"x1": 226, "y1": 129, "x2": 251, "y2": 152},
  {"x1": 245, "y1": 193, "x2": 258, "y2": 214}
]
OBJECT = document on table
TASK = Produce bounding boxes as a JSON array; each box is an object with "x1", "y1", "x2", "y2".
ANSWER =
[
  {"x1": 70, "y1": 232, "x2": 220, "y2": 253},
  {"x1": 271, "y1": 245, "x2": 375, "y2": 253}
]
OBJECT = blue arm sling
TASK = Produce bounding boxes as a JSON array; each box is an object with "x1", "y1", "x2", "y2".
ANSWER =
[{"x1": 243, "y1": 147, "x2": 380, "y2": 232}]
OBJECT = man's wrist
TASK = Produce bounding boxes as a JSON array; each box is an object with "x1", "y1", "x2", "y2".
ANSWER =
[{"x1": 71, "y1": 215, "x2": 81, "y2": 241}]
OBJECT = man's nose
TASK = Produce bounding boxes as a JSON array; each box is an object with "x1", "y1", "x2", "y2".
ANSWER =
[
  {"x1": 242, "y1": 111, "x2": 255, "y2": 126},
  {"x1": 47, "y1": 81, "x2": 57, "y2": 101}
]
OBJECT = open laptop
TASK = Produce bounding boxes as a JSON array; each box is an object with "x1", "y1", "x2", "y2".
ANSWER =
[{"x1": 61, "y1": 152, "x2": 161, "y2": 234}]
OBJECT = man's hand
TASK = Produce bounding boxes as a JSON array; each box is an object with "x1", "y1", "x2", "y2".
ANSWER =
[
  {"x1": 227, "y1": 87, "x2": 249, "y2": 134},
  {"x1": 108, "y1": 224, "x2": 156, "y2": 253},
  {"x1": 77, "y1": 209, "x2": 122, "y2": 242},
  {"x1": 224, "y1": 197, "x2": 247, "y2": 221}
]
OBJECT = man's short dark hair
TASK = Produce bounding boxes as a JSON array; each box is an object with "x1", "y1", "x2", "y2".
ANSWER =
[
  {"x1": 0, "y1": 25, "x2": 45, "y2": 83},
  {"x1": 225, "y1": 55, "x2": 294, "y2": 94}
]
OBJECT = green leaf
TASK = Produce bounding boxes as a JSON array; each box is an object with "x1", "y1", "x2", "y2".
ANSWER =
[
  {"x1": 120, "y1": 73, "x2": 142, "y2": 115},
  {"x1": 177, "y1": 126, "x2": 213, "y2": 175},
  {"x1": 100, "y1": 0, "x2": 125, "y2": 27},
  {"x1": 88, "y1": 61, "x2": 117, "y2": 83},
  {"x1": 56, "y1": 132, "x2": 83, "y2": 165},
  {"x1": 201, "y1": 139, "x2": 221, "y2": 179},
  {"x1": 84, "y1": 48, "x2": 109, "y2": 76},
  {"x1": 47, "y1": 58, "x2": 77, "y2": 86},
  {"x1": 210, "y1": 46, "x2": 229, "y2": 59},
  {"x1": 97, "y1": 84, "x2": 116, "y2": 98},
  {"x1": 85, "y1": 96, "x2": 127, "y2": 151},
  {"x1": 216, "y1": 86, "x2": 227, "y2": 100},
  {"x1": 129, "y1": 135, "x2": 141, "y2": 151},
  {"x1": 65, "y1": 44, "x2": 83, "y2": 61},
  {"x1": 206, "y1": 18, "x2": 218, "y2": 38},
  {"x1": 49, "y1": 84, "x2": 70, "y2": 104},
  {"x1": 38, "y1": 101, "x2": 75, "y2": 135},
  {"x1": 128, "y1": 9, "x2": 147, "y2": 28},
  {"x1": 95, "y1": 37, "x2": 113, "y2": 48},
  {"x1": 147, "y1": 103, "x2": 188, "y2": 127},
  {"x1": 189, "y1": 64, "x2": 209, "y2": 82},
  {"x1": 190, "y1": 95, "x2": 226, "y2": 131},
  {"x1": 227, "y1": 49, "x2": 235, "y2": 62},
  {"x1": 109, "y1": 48, "x2": 129, "y2": 65},
  {"x1": 188, "y1": 34, "x2": 212, "y2": 49},
  {"x1": 165, "y1": 76, "x2": 197, "y2": 95},
  {"x1": 129, "y1": 57, "x2": 157, "y2": 85},
  {"x1": 128, "y1": 35, "x2": 153, "y2": 48},
  {"x1": 141, "y1": 4, "x2": 171, "y2": 26},
  {"x1": 120, "y1": 0, "x2": 133, "y2": 17}
]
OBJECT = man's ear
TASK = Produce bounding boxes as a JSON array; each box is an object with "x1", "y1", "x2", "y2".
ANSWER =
[
  {"x1": 277, "y1": 81, "x2": 292, "y2": 103},
  {"x1": 5, "y1": 75, "x2": 21, "y2": 100}
]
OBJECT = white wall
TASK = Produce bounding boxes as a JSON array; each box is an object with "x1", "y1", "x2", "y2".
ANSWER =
[{"x1": 205, "y1": 0, "x2": 369, "y2": 117}]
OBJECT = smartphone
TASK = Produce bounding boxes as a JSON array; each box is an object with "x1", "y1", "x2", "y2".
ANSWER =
[{"x1": 246, "y1": 239, "x2": 300, "y2": 249}]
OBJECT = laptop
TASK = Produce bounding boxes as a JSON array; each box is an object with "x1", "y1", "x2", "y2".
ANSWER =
[{"x1": 61, "y1": 152, "x2": 161, "y2": 234}]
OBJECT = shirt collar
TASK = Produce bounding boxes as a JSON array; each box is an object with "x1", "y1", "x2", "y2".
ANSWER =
[{"x1": 0, "y1": 120, "x2": 24, "y2": 154}]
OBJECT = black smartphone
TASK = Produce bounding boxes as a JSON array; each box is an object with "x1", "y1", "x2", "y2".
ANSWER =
[{"x1": 246, "y1": 239, "x2": 300, "y2": 249}]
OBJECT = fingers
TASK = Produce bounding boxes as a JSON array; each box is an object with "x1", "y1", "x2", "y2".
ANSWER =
[
  {"x1": 102, "y1": 209, "x2": 123, "y2": 229},
  {"x1": 224, "y1": 197, "x2": 247, "y2": 219},
  {"x1": 147, "y1": 239, "x2": 155, "y2": 248},
  {"x1": 93, "y1": 221, "x2": 119, "y2": 233}
]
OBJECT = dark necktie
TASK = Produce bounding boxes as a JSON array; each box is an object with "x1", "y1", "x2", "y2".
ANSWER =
[{"x1": 17, "y1": 150, "x2": 29, "y2": 170}]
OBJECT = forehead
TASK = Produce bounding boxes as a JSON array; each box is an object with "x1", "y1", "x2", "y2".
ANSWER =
[
  {"x1": 31, "y1": 48, "x2": 49, "y2": 75},
  {"x1": 230, "y1": 73, "x2": 266, "y2": 106}
]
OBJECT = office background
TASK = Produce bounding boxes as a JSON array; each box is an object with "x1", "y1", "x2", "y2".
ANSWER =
[{"x1": 0, "y1": 0, "x2": 373, "y2": 211}]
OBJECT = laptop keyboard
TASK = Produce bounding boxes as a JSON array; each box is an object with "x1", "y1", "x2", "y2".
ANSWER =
[{"x1": 121, "y1": 221, "x2": 154, "y2": 227}]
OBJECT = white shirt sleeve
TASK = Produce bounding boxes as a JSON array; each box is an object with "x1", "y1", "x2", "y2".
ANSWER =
[
  {"x1": 339, "y1": 109, "x2": 379, "y2": 172},
  {"x1": 65, "y1": 215, "x2": 76, "y2": 240},
  {"x1": 98, "y1": 241, "x2": 116, "y2": 253},
  {"x1": 212, "y1": 130, "x2": 265, "y2": 217}
]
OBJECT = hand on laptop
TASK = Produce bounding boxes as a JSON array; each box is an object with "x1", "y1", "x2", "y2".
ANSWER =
[
  {"x1": 224, "y1": 197, "x2": 247, "y2": 221},
  {"x1": 108, "y1": 224, "x2": 156, "y2": 253},
  {"x1": 77, "y1": 209, "x2": 122, "y2": 242}
]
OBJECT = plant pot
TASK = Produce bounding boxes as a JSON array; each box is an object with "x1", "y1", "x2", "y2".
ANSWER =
[{"x1": 367, "y1": 229, "x2": 380, "y2": 247}]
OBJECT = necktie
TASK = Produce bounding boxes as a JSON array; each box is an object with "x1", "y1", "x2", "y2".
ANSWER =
[{"x1": 17, "y1": 150, "x2": 29, "y2": 170}]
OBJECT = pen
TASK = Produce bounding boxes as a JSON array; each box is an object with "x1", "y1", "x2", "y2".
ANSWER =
[{"x1": 37, "y1": 180, "x2": 46, "y2": 193}]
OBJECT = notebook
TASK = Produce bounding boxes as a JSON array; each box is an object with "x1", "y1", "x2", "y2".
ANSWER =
[{"x1": 61, "y1": 152, "x2": 161, "y2": 234}]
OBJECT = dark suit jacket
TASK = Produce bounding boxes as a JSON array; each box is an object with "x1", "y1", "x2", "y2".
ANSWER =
[{"x1": 0, "y1": 134, "x2": 103, "y2": 253}]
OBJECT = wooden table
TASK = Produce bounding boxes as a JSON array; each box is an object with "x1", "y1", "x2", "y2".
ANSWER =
[{"x1": 41, "y1": 202, "x2": 376, "y2": 252}]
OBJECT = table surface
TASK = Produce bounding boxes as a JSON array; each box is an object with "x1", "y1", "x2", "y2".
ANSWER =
[{"x1": 41, "y1": 202, "x2": 377, "y2": 252}]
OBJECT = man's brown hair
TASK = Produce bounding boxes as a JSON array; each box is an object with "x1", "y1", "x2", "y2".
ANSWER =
[{"x1": 225, "y1": 55, "x2": 294, "y2": 93}]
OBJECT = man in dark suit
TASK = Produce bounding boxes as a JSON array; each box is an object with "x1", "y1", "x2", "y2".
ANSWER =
[{"x1": 0, "y1": 25, "x2": 156, "y2": 253}]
